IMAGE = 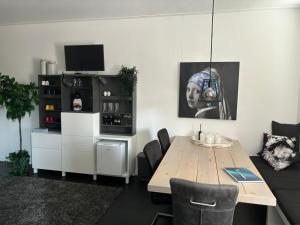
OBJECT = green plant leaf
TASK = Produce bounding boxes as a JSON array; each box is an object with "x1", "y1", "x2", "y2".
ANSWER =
[
  {"x1": 6, "y1": 150, "x2": 30, "y2": 176},
  {"x1": 118, "y1": 65, "x2": 138, "y2": 94},
  {"x1": 1, "y1": 74, "x2": 38, "y2": 173}
]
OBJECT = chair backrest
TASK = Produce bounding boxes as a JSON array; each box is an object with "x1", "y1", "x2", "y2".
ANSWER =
[
  {"x1": 170, "y1": 178, "x2": 238, "y2": 225},
  {"x1": 143, "y1": 140, "x2": 163, "y2": 175},
  {"x1": 157, "y1": 128, "x2": 171, "y2": 155}
]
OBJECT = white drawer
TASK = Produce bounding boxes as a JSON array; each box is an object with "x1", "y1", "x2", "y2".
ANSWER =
[
  {"x1": 61, "y1": 113, "x2": 99, "y2": 136},
  {"x1": 31, "y1": 132, "x2": 61, "y2": 149},
  {"x1": 62, "y1": 150, "x2": 95, "y2": 174},
  {"x1": 62, "y1": 136, "x2": 94, "y2": 152},
  {"x1": 32, "y1": 148, "x2": 61, "y2": 171}
]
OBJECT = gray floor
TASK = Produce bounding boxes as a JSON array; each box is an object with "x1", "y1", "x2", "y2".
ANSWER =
[{"x1": 0, "y1": 162, "x2": 266, "y2": 225}]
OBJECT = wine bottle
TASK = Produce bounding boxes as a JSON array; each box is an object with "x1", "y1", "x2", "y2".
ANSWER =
[{"x1": 198, "y1": 124, "x2": 202, "y2": 140}]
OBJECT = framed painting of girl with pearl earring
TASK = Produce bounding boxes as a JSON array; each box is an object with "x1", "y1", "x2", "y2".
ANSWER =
[{"x1": 178, "y1": 62, "x2": 240, "y2": 120}]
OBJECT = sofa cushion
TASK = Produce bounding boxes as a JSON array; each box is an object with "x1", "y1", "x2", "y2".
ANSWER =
[
  {"x1": 272, "y1": 121, "x2": 300, "y2": 152},
  {"x1": 251, "y1": 156, "x2": 300, "y2": 191},
  {"x1": 273, "y1": 189, "x2": 300, "y2": 225},
  {"x1": 261, "y1": 134, "x2": 298, "y2": 171}
]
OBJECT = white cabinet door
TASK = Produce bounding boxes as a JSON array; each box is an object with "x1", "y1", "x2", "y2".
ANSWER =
[
  {"x1": 32, "y1": 148, "x2": 61, "y2": 171},
  {"x1": 62, "y1": 136, "x2": 94, "y2": 152},
  {"x1": 31, "y1": 132, "x2": 61, "y2": 149},
  {"x1": 62, "y1": 150, "x2": 95, "y2": 174},
  {"x1": 62, "y1": 136, "x2": 95, "y2": 174},
  {"x1": 97, "y1": 145, "x2": 126, "y2": 176},
  {"x1": 31, "y1": 132, "x2": 62, "y2": 171},
  {"x1": 61, "y1": 113, "x2": 99, "y2": 137}
]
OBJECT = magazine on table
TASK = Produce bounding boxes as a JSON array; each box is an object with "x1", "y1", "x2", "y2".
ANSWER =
[{"x1": 224, "y1": 167, "x2": 263, "y2": 183}]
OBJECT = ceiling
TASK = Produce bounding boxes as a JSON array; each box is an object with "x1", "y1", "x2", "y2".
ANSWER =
[{"x1": 0, "y1": 0, "x2": 299, "y2": 25}]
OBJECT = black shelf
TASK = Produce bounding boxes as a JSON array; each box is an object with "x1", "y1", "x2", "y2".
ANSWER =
[
  {"x1": 61, "y1": 74, "x2": 100, "y2": 113},
  {"x1": 101, "y1": 124, "x2": 132, "y2": 128},
  {"x1": 99, "y1": 75, "x2": 136, "y2": 135},
  {"x1": 44, "y1": 110, "x2": 61, "y2": 113},
  {"x1": 37, "y1": 74, "x2": 136, "y2": 135},
  {"x1": 61, "y1": 110, "x2": 97, "y2": 113},
  {"x1": 38, "y1": 75, "x2": 62, "y2": 131},
  {"x1": 71, "y1": 87, "x2": 90, "y2": 90},
  {"x1": 40, "y1": 85, "x2": 61, "y2": 88},
  {"x1": 44, "y1": 122, "x2": 61, "y2": 125},
  {"x1": 101, "y1": 96, "x2": 132, "y2": 101},
  {"x1": 40, "y1": 95, "x2": 61, "y2": 99},
  {"x1": 101, "y1": 112, "x2": 132, "y2": 115}
]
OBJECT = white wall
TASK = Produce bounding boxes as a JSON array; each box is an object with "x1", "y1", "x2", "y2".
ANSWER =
[{"x1": 0, "y1": 8, "x2": 299, "y2": 160}]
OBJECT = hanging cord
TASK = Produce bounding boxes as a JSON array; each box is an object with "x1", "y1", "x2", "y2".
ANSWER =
[{"x1": 209, "y1": 0, "x2": 215, "y2": 87}]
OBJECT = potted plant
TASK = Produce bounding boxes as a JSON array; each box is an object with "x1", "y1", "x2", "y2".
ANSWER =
[
  {"x1": 6, "y1": 150, "x2": 30, "y2": 176},
  {"x1": 0, "y1": 74, "x2": 39, "y2": 176},
  {"x1": 118, "y1": 65, "x2": 138, "y2": 95}
]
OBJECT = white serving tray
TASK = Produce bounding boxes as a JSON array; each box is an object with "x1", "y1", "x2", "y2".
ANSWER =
[{"x1": 190, "y1": 136, "x2": 233, "y2": 148}]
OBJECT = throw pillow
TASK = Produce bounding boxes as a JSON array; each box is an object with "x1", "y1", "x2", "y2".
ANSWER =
[
  {"x1": 272, "y1": 121, "x2": 300, "y2": 152},
  {"x1": 262, "y1": 134, "x2": 298, "y2": 171}
]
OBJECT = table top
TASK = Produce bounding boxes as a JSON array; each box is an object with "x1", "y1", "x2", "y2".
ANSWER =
[{"x1": 148, "y1": 136, "x2": 276, "y2": 206}]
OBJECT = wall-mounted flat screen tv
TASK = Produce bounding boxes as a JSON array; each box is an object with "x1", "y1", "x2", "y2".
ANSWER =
[{"x1": 64, "y1": 44, "x2": 105, "y2": 71}]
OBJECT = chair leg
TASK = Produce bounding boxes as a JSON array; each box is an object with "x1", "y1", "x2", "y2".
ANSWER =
[{"x1": 150, "y1": 212, "x2": 173, "y2": 225}]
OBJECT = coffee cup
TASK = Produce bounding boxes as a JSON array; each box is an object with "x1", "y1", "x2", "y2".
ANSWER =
[
  {"x1": 205, "y1": 133, "x2": 215, "y2": 144},
  {"x1": 215, "y1": 135, "x2": 223, "y2": 144}
]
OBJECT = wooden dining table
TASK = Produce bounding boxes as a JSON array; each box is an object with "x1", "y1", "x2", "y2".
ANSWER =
[{"x1": 148, "y1": 136, "x2": 276, "y2": 206}]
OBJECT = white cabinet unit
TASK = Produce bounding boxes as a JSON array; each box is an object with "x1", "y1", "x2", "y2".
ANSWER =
[
  {"x1": 32, "y1": 148, "x2": 61, "y2": 171},
  {"x1": 31, "y1": 132, "x2": 62, "y2": 173},
  {"x1": 61, "y1": 112, "x2": 99, "y2": 179},
  {"x1": 61, "y1": 112, "x2": 99, "y2": 137},
  {"x1": 62, "y1": 150, "x2": 95, "y2": 174},
  {"x1": 62, "y1": 136, "x2": 96, "y2": 174},
  {"x1": 62, "y1": 136, "x2": 94, "y2": 152},
  {"x1": 32, "y1": 113, "x2": 139, "y2": 183},
  {"x1": 96, "y1": 134, "x2": 137, "y2": 184}
]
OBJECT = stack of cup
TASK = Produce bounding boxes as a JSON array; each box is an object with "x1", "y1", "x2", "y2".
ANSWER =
[
  {"x1": 205, "y1": 133, "x2": 215, "y2": 144},
  {"x1": 47, "y1": 61, "x2": 57, "y2": 75}
]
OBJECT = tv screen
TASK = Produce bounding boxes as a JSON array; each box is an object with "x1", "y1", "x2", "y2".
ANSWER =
[{"x1": 64, "y1": 45, "x2": 105, "y2": 71}]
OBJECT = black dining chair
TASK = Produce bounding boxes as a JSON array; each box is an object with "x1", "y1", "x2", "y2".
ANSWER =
[
  {"x1": 150, "y1": 178, "x2": 239, "y2": 225},
  {"x1": 143, "y1": 140, "x2": 172, "y2": 221},
  {"x1": 157, "y1": 128, "x2": 171, "y2": 156},
  {"x1": 143, "y1": 140, "x2": 163, "y2": 174}
]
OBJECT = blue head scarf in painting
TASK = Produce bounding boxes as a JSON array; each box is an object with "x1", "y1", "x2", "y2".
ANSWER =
[
  {"x1": 188, "y1": 70, "x2": 210, "y2": 87},
  {"x1": 188, "y1": 69, "x2": 219, "y2": 98}
]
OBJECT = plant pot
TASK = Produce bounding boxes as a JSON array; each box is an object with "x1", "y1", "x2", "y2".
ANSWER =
[{"x1": 7, "y1": 150, "x2": 30, "y2": 176}]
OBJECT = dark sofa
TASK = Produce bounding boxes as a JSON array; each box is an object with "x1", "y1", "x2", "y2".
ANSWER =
[{"x1": 251, "y1": 156, "x2": 300, "y2": 225}]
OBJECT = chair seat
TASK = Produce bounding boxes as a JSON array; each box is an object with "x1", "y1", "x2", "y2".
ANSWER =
[{"x1": 251, "y1": 156, "x2": 300, "y2": 190}]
